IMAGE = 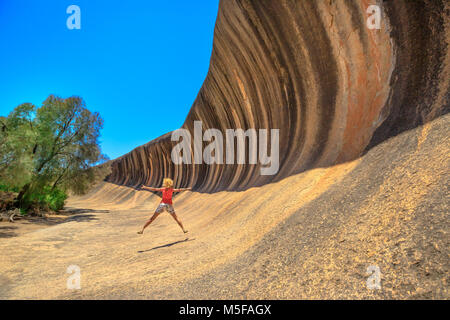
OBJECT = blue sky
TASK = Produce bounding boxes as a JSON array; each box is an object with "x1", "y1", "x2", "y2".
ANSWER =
[{"x1": 0, "y1": 0, "x2": 219, "y2": 159}]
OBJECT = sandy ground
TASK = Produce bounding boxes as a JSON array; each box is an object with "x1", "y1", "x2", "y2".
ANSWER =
[{"x1": 0, "y1": 114, "x2": 448, "y2": 299}]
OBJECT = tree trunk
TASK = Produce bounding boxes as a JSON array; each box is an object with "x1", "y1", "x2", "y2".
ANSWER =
[{"x1": 15, "y1": 182, "x2": 31, "y2": 207}]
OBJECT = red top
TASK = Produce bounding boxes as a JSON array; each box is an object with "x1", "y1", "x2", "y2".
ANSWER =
[{"x1": 161, "y1": 188, "x2": 174, "y2": 204}]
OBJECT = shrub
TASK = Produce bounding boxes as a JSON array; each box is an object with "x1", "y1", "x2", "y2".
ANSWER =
[
  {"x1": 1, "y1": 182, "x2": 68, "y2": 213},
  {"x1": 0, "y1": 184, "x2": 20, "y2": 193},
  {"x1": 27, "y1": 187, "x2": 68, "y2": 212}
]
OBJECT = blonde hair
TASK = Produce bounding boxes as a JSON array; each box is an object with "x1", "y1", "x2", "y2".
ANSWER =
[{"x1": 163, "y1": 178, "x2": 174, "y2": 188}]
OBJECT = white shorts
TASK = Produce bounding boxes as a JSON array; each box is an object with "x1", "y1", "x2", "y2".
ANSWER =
[{"x1": 155, "y1": 203, "x2": 175, "y2": 214}]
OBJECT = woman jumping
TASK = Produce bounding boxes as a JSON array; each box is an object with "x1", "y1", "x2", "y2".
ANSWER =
[{"x1": 137, "y1": 178, "x2": 191, "y2": 235}]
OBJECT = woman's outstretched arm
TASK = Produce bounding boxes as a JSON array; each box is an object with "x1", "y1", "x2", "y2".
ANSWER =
[
  {"x1": 173, "y1": 187, "x2": 192, "y2": 192},
  {"x1": 141, "y1": 185, "x2": 163, "y2": 192}
]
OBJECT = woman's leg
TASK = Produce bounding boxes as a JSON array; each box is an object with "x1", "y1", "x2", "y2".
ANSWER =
[
  {"x1": 138, "y1": 212, "x2": 161, "y2": 234},
  {"x1": 170, "y1": 212, "x2": 188, "y2": 233}
]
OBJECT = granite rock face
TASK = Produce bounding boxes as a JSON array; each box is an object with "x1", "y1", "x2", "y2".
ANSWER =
[{"x1": 107, "y1": 0, "x2": 449, "y2": 192}]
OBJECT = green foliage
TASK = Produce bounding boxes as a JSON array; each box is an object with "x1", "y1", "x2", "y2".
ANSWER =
[
  {"x1": 0, "y1": 184, "x2": 20, "y2": 193},
  {"x1": 0, "y1": 95, "x2": 108, "y2": 212},
  {"x1": 28, "y1": 186, "x2": 68, "y2": 212}
]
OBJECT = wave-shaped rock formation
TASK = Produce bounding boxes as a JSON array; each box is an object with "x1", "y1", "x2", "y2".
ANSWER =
[{"x1": 107, "y1": 0, "x2": 449, "y2": 192}]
